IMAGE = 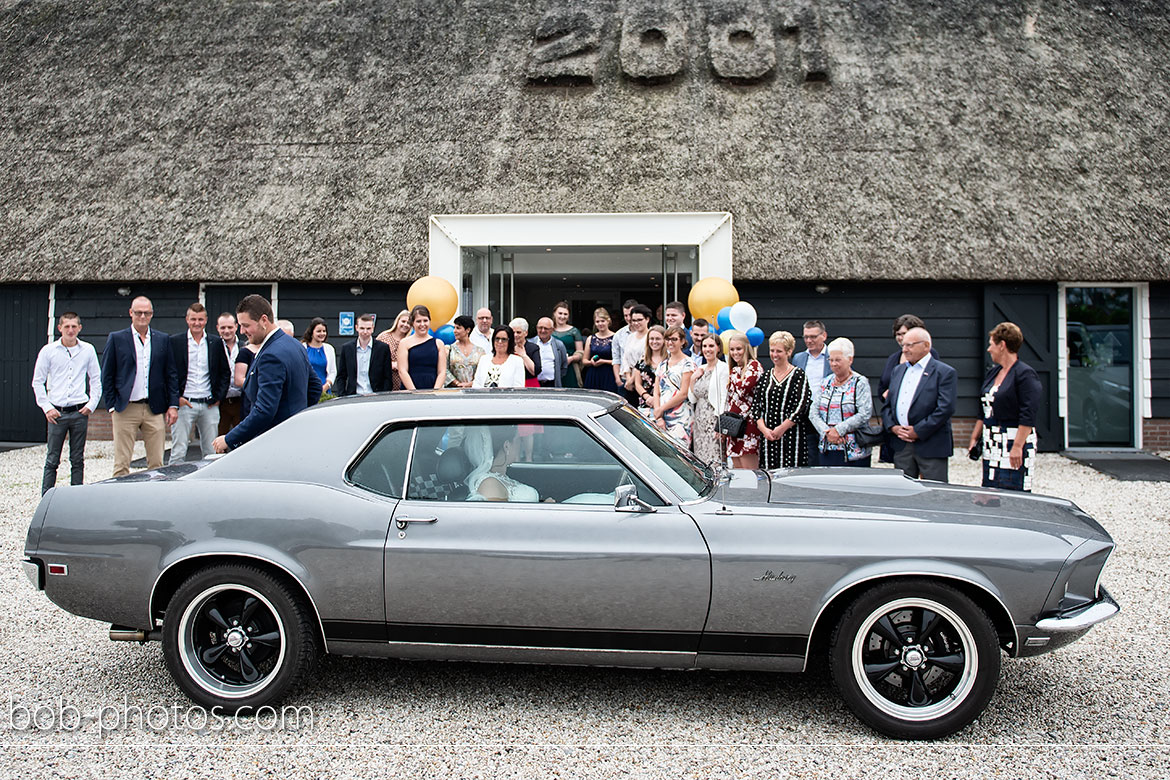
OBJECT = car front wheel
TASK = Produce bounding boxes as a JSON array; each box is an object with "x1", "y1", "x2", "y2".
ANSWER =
[
  {"x1": 829, "y1": 579, "x2": 1001, "y2": 740},
  {"x1": 163, "y1": 564, "x2": 319, "y2": 713}
]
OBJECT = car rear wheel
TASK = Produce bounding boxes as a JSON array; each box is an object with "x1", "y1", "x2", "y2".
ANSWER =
[
  {"x1": 163, "y1": 564, "x2": 319, "y2": 713},
  {"x1": 829, "y1": 579, "x2": 1000, "y2": 740}
]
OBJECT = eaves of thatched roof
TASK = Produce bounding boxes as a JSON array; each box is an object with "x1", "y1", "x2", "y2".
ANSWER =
[{"x1": 1, "y1": 0, "x2": 1168, "y2": 283}]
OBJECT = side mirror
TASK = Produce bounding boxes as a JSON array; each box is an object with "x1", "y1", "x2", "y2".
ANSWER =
[{"x1": 614, "y1": 483, "x2": 655, "y2": 513}]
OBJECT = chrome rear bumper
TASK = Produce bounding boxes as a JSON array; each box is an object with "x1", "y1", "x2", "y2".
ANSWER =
[{"x1": 22, "y1": 559, "x2": 42, "y2": 591}]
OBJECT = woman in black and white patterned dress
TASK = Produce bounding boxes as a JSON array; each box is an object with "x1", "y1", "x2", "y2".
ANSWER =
[
  {"x1": 753, "y1": 331, "x2": 813, "y2": 469},
  {"x1": 967, "y1": 322, "x2": 1042, "y2": 491}
]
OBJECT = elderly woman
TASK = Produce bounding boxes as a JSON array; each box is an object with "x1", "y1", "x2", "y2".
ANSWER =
[
  {"x1": 968, "y1": 322, "x2": 1043, "y2": 491},
  {"x1": 752, "y1": 331, "x2": 812, "y2": 469},
  {"x1": 472, "y1": 326, "x2": 526, "y2": 388},
  {"x1": 809, "y1": 337, "x2": 874, "y2": 467},
  {"x1": 687, "y1": 334, "x2": 729, "y2": 466}
]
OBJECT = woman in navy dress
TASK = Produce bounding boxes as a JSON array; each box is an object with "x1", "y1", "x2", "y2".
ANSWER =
[
  {"x1": 583, "y1": 307, "x2": 620, "y2": 394},
  {"x1": 397, "y1": 305, "x2": 447, "y2": 390}
]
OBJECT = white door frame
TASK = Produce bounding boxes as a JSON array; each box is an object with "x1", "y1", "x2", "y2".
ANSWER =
[
  {"x1": 1058, "y1": 282, "x2": 1149, "y2": 449},
  {"x1": 428, "y1": 212, "x2": 733, "y2": 316}
]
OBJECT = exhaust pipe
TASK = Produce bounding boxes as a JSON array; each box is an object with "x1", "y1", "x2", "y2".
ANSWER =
[{"x1": 109, "y1": 625, "x2": 162, "y2": 643}]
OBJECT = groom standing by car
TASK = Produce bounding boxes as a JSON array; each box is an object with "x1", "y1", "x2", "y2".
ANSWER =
[{"x1": 213, "y1": 294, "x2": 321, "y2": 453}]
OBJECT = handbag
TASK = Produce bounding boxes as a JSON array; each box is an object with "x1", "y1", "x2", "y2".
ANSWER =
[
  {"x1": 716, "y1": 366, "x2": 746, "y2": 438},
  {"x1": 717, "y1": 412, "x2": 747, "y2": 438},
  {"x1": 853, "y1": 421, "x2": 885, "y2": 448}
]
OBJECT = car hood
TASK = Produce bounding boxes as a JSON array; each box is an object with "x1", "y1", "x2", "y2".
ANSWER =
[{"x1": 763, "y1": 468, "x2": 1111, "y2": 541}]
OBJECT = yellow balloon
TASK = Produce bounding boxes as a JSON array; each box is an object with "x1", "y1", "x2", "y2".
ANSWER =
[
  {"x1": 688, "y1": 277, "x2": 739, "y2": 324},
  {"x1": 720, "y1": 329, "x2": 742, "y2": 352},
  {"x1": 406, "y1": 275, "x2": 459, "y2": 326}
]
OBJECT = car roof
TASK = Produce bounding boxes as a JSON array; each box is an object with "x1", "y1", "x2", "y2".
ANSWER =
[{"x1": 313, "y1": 387, "x2": 626, "y2": 417}]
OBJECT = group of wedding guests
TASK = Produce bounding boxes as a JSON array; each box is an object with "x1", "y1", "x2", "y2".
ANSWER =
[{"x1": 296, "y1": 302, "x2": 1043, "y2": 494}]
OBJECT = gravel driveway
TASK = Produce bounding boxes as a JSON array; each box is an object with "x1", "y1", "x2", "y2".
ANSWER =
[{"x1": 2, "y1": 442, "x2": 1167, "y2": 777}]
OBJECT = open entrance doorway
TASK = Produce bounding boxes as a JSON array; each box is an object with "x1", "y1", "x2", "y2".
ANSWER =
[{"x1": 461, "y1": 245, "x2": 698, "y2": 334}]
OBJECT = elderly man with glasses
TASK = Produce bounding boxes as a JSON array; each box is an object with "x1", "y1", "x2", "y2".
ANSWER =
[
  {"x1": 100, "y1": 296, "x2": 180, "y2": 477},
  {"x1": 880, "y1": 327, "x2": 957, "y2": 483}
]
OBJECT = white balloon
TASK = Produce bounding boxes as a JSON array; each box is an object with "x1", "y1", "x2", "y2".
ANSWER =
[{"x1": 728, "y1": 301, "x2": 757, "y2": 332}]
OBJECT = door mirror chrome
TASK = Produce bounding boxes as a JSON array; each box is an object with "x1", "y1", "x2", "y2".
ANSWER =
[{"x1": 614, "y1": 483, "x2": 656, "y2": 513}]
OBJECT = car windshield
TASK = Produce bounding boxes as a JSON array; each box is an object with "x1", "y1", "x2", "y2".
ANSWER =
[{"x1": 598, "y1": 405, "x2": 714, "y2": 501}]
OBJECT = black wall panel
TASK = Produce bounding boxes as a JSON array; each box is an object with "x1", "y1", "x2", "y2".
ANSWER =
[
  {"x1": 277, "y1": 283, "x2": 411, "y2": 339},
  {"x1": 1151, "y1": 283, "x2": 1170, "y2": 419},
  {"x1": 736, "y1": 281, "x2": 984, "y2": 418},
  {"x1": 0, "y1": 284, "x2": 51, "y2": 441},
  {"x1": 983, "y1": 284, "x2": 1061, "y2": 451},
  {"x1": 54, "y1": 283, "x2": 201, "y2": 364}
]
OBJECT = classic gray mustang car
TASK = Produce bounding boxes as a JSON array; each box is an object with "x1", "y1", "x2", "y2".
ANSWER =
[{"x1": 23, "y1": 390, "x2": 1118, "y2": 739}]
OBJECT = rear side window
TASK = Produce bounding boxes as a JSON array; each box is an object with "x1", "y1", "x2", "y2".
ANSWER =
[{"x1": 348, "y1": 427, "x2": 414, "y2": 498}]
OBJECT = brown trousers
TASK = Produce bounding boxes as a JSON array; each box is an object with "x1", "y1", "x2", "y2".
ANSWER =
[{"x1": 111, "y1": 403, "x2": 167, "y2": 477}]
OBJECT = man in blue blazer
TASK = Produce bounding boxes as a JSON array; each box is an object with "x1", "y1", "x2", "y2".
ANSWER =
[
  {"x1": 214, "y1": 295, "x2": 321, "y2": 452},
  {"x1": 101, "y1": 296, "x2": 180, "y2": 477},
  {"x1": 881, "y1": 327, "x2": 957, "y2": 482}
]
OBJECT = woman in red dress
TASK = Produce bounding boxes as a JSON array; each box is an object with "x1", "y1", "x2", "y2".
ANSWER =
[{"x1": 725, "y1": 332, "x2": 762, "y2": 469}]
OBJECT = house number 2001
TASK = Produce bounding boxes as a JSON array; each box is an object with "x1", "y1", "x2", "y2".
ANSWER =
[{"x1": 527, "y1": 4, "x2": 829, "y2": 86}]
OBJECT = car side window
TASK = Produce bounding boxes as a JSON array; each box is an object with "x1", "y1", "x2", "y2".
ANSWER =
[
  {"x1": 401, "y1": 421, "x2": 662, "y2": 505},
  {"x1": 348, "y1": 426, "x2": 414, "y2": 498}
]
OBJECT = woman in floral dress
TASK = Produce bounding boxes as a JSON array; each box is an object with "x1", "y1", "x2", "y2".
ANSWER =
[
  {"x1": 688, "y1": 334, "x2": 728, "y2": 466},
  {"x1": 376, "y1": 309, "x2": 412, "y2": 390},
  {"x1": 444, "y1": 315, "x2": 486, "y2": 387},
  {"x1": 725, "y1": 331, "x2": 762, "y2": 469},
  {"x1": 651, "y1": 326, "x2": 695, "y2": 447}
]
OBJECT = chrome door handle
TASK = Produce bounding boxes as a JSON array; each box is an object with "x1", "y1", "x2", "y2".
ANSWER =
[{"x1": 395, "y1": 516, "x2": 438, "y2": 530}]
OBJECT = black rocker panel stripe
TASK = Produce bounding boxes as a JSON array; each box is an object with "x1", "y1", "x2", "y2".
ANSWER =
[{"x1": 322, "y1": 621, "x2": 804, "y2": 657}]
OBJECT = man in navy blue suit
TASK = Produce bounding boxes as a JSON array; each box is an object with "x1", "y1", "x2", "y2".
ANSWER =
[
  {"x1": 213, "y1": 295, "x2": 321, "y2": 453},
  {"x1": 101, "y1": 296, "x2": 180, "y2": 477},
  {"x1": 881, "y1": 327, "x2": 957, "y2": 482}
]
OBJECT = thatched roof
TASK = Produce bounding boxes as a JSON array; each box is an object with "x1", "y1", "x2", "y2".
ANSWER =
[{"x1": 2, "y1": 0, "x2": 1168, "y2": 282}]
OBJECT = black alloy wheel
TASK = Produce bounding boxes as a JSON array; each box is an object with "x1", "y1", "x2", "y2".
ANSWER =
[
  {"x1": 163, "y1": 564, "x2": 319, "y2": 713},
  {"x1": 829, "y1": 579, "x2": 1001, "y2": 740}
]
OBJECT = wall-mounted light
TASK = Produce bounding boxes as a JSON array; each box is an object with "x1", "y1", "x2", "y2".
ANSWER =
[
  {"x1": 116, "y1": 286, "x2": 132, "y2": 297},
  {"x1": 814, "y1": 284, "x2": 831, "y2": 294},
  {"x1": 349, "y1": 285, "x2": 364, "y2": 296}
]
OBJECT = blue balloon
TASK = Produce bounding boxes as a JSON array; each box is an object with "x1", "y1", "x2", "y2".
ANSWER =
[
  {"x1": 716, "y1": 306, "x2": 734, "y2": 332},
  {"x1": 435, "y1": 324, "x2": 455, "y2": 344},
  {"x1": 746, "y1": 326, "x2": 765, "y2": 347}
]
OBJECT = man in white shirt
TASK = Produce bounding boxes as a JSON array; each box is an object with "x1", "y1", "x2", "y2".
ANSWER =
[
  {"x1": 793, "y1": 319, "x2": 829, "y2": 465},
  {"x1": 335, "y1": 314, "x2": 392, "y2": 395},
  {"x1": 609, "y1": 299, "x2": 638, "y2": 385},
  {"x1": 530, "y1": 317, "x2": 569, "y2": 387},
  {"x1": 470, "y1": 308, "x2": 494, "y2": 353},
  {"x1": 217, "y1": 312, "x2": 244, "y2": 435},
  {"x1": 618, "y1": 304, "x2": 652, "y2": 402},
  {"x1": 31, "y1": 312, "x2": 101, "y2": 494},
  {"x1": 168, "y1": 303, "x2": 231, "y2": 464}
]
